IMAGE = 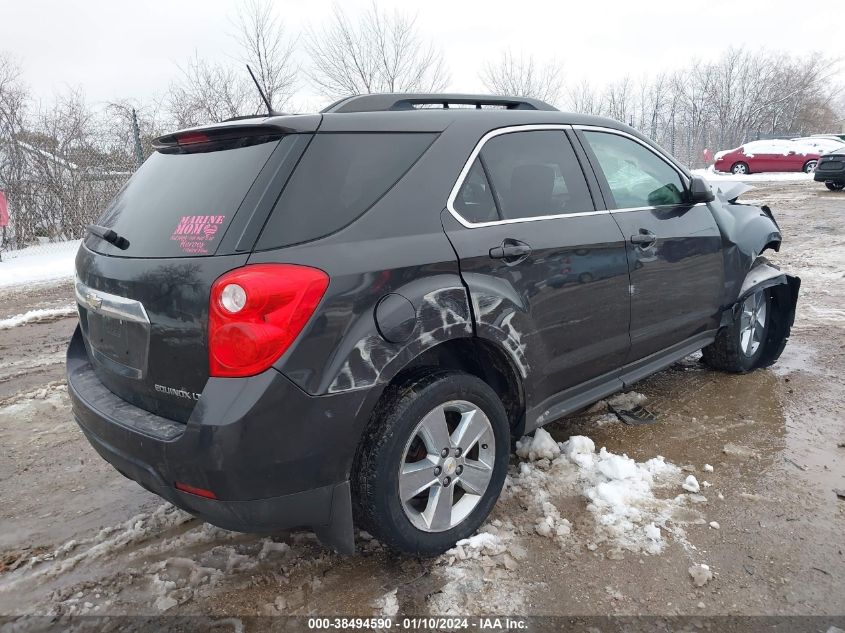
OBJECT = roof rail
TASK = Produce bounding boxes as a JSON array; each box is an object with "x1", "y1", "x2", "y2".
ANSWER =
[{"x1": 322, "y1": 93, "x2": 558, "y2": 114}]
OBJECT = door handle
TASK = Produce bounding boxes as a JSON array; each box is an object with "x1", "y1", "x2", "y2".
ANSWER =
[
  {"x1": 630, "y1": 230, "x2": 657, "y2": 247},
  {"x1": 489, "y1": 239, "x2": 531, "y2": 262}
]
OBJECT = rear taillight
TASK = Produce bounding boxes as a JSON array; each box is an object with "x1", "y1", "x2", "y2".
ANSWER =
[{"x1": 209, "y1": 264, "x2": 329, "y2": 378}]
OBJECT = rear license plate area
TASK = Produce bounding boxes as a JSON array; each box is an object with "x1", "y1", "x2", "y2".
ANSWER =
[{"x1": 83, "y1": 310, "x2": 150, "y2": 378}]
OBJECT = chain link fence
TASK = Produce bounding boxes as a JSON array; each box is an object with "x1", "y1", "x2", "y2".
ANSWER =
[{"x1": 0, "y1": 110, "x2": 144, "y2": 264}]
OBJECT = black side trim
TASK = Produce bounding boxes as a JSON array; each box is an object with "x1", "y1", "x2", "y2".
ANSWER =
[{"x1": 524, "y1": 331, "x2": 717, "y2": 432}]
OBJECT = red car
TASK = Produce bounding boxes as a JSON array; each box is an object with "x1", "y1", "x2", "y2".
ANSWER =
[{"x1": 714, "y1": 140, "x2": 822, "y2": 175}]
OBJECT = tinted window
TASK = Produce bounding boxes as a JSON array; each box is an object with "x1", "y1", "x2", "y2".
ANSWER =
[
  {"x1": 583, "y1": 131, "x2": 685, "y2": 208},
  {"x1": 479, "y1": 131, "x2": 593, "y2": 220},
  {"x1": 91, "y1": 138, "x2": 280, "y2": 257},
  {"x1": 454, "y1": 158, "x2": 499, "y2": 223},
  {"x1": 257, "y1": 132, "x2": 436, "y2": 249}
]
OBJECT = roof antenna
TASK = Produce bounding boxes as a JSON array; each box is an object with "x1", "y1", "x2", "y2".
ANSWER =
[{"x1": 246, "y1": 64, "x2": 276, "y2": 116}]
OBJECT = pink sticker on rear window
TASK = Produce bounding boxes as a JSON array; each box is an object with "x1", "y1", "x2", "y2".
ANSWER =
[{"x1": 170, "y1": 215, "x2": 226, "y2": 254}]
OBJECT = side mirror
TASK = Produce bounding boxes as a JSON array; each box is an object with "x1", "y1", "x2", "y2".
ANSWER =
[{"x1": 689, "y1": 175, "x2": 715, "y2": 204}]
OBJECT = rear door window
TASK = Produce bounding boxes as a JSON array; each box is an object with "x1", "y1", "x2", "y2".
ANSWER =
[
  {"x1": 453, "y1": 158, "x2": 499, "y2": 223},
  {"x1": 89, "y1": 138, "x2": 282, "y2": 258},
  {"x1": 479, "y1": 130, "x2": 594, "y2": 220},
  {"x1": 256, "y1": 132, "x2": 437, "y2": 250}
]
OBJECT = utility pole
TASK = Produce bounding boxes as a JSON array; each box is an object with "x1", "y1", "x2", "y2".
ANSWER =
[
  {"x1": 670, "y1": 110, "x2": 676, "y2": 155},
  {"x1": 131, "y1": 109, "x2": 144, "y2": 169}
]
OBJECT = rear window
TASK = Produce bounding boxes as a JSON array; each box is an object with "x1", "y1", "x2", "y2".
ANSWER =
[
  {"x1": 89, "y1": 138, "x2": 280, "y2": 258},
  {"x1": 255, "y1": 132, "x2": 436, "y2": 250}
]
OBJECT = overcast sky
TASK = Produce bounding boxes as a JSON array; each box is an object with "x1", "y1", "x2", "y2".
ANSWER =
[{"x1": 4, "y1": 0, "x2": 844, "y2": 110}]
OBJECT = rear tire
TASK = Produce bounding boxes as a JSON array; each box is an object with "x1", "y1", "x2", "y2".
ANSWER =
[
  {"x1": 825, "y1": 182, "x2": 845, "y2": 191},
  {"x1": 803, "y1": 160, "x2": 818, "y2": 173},
  {"x1": 702, "y1": 288, "x2": 770, "y2": 373},
  {"x1": 352, "y1": 370, "x2": 509, "y2": 556},
  {"x1": 731, "y1": 162, "x2": 749, "y2": 175}
]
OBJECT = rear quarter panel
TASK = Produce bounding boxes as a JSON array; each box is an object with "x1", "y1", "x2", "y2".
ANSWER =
[{"x1": 248, "y1": 125, "x2": 479, "y2": 397}]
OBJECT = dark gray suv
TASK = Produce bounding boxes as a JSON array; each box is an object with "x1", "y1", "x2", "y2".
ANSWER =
[{"x1": 68, "y1": 93, "x2": 800, "y2": 555}]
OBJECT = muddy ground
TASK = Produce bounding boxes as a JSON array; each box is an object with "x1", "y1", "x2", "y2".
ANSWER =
[{"x1": 0, "y1": 181, "x2": 843, "y2": 624}]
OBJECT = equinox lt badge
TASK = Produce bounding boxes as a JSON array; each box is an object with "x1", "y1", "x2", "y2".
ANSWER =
[{"x1": 154, "y1": 384, "x2": 201, "y2": 400}]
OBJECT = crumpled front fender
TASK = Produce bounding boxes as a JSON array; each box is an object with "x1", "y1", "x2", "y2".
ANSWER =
[
  {"x1": 723, "y1": 258, "x2": 800, "y2": 368},
  {"x1": 705, "y1": 181, "x2": 783, "y2": 306}
]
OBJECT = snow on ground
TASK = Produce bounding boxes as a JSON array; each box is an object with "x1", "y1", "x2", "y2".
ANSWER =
[
  {"x1": 510, "y1": 430, "x2": 703, "y2": 556},
  {"x1": 429, "y1": 420, "x2": 715, "y2": 615},
  {"x1": 692, "y1": 168, "x2": 813, "y2": 183},
  {"x1": 430, "y1": 526, "x2": 532, "y2": 615},
  {"x1": 0, "y1": 305, "x2": 77, "y2": 329},
  {"x1": 0, "y1": 240, "x2": 80, "y2": 288},
  {"x1": 372, "y1": 589, "x2": 399, "y2": 617},
  {"x1": 0, "y1": 501, "x2": 328, "y2": 616}
]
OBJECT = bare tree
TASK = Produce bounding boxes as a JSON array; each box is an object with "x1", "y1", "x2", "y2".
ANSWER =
[
  {"x1": 104, "y1": 98, "x2": 169, "y2": 163},
  {"x1": 0, "y1": 52, "x2": 29, "y2": 250},
  {"x1": 305, "y1": 2, "x2": 448, "y2": 98},
  {"x1": 603, "y1": 76, "x2": 634, "y2": 124},
  {"x1": 565, "y1": 80, "x2": 604, "y2": 115},
  {"x1": 0, "y1": 53, "x2": 26, "y2": 138},
  {"x1": 233, "y1": 0, "x2": 298, "y2": 110},
  {"x1": 480, "y1": 51, "x2": 563, "y2": 105},
  {"x1": 166, "y1": 54, "x2": 259, "y2": 128}
]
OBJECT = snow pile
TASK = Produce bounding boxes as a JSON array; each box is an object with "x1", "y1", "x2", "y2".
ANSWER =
[
  {"x1": 0, "y1": 240, "x2": 80, "y2": 288},
  {"x1": 682, "y1": 475, "x2": 700, "y2": 493},
  {"x1": 150, "y1": 556, "x2": 225, "y2": 611},
  {"x1": 373, "y1": 589, "x2": 400, "y2": 617},
  {"x1": 430, "y1": 534, "x2": 531, "y2": 616},
  {"x1": 607, "y1": 391, "x2": 648, "y2": 410},
  {"x1": 579, "y1": 446, "x2": 682, "y2": 555},
  {"x1": 447, "y1": 532, "x2": 508, "y2": 559},
  {"x1": 688, "y1": 563, "x2": 713, "y2": 587},
  {"x1": 258, "y1": 539, "x2": 291, "y2": 559},
  {"x1": 515, "y1": 427, "x2": 560, "y2": 461},
  {"x1": 584, "y1": 391, "x2": 648, "y2": 420},
  {"x1": 509, "y1": 432, "x2": 705, "y2": 556},
  {"x1": 431, "y1": 519, "x2": 532, "y2": 615},
  {"x1": 0, "y1": 383, "x2": 68, "y2": 420},
  {"x1": 0, "y1": 305, "x2": 77, "y2": 329}
]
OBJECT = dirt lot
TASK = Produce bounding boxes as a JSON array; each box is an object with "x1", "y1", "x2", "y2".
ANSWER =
[{"x1": 0, "y1": 181, "x2": 843, "y2": 624}]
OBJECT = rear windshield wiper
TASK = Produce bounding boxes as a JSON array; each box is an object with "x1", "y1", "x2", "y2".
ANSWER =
[{"x1": 87, "y1": 225, "x2": 130, "y2": 250}]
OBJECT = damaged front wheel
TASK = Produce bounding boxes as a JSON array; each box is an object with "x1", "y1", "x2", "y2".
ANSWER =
[{"x1": 703, "y1": 288, "x2": 771, "y2": 373}]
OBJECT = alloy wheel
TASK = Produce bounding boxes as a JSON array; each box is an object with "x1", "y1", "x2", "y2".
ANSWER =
[
  {"x1": 398, "y1": 400, "x2": 495, "y2": 532},
  {"x1": 804, "y1": 160, "x2": 818, "y2": 173},
  {"x1": 739, "y1": 290, "x2": 767, "y2": 357}
]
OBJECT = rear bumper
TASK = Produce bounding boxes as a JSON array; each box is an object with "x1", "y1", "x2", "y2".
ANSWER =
[{"x1": 67, "y1": 326, "x2": 371, "y2": 553}]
